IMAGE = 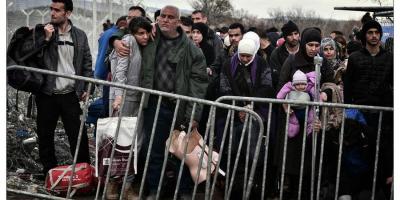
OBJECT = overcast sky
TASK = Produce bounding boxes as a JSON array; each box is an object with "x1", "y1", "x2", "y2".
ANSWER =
[{"x1": 144, "y1": 0, "x2": 393, "y2": 20}]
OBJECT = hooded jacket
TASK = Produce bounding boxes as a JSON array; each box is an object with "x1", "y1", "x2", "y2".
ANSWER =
[{"x1": 109, "y1": 34, "x2": 142, "y2": 102}]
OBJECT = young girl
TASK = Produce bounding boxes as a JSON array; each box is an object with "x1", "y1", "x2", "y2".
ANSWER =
[
  {"x1": 107, "y1": 16, "x2": 152, "y2": 200},
  {"x1": 276, "y1": 70, "x2": 316, "y2": 138}
]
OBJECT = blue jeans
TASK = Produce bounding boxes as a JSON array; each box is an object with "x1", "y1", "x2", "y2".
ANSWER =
[{"x1": 142, "y1": 96, "x2": 193, "y2": 194}]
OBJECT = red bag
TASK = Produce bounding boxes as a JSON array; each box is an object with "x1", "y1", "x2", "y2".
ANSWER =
[{"x1": 45, "y1": 163, "x2": 96, "y2": 196}]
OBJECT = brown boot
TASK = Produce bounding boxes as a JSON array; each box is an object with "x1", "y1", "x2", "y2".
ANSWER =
[
  {"x1": 105, "y1": 180, "x2": 119, "y2": 200},
  {"x1": 122, "y1": 182, "x2": 139, "y2": 200}
]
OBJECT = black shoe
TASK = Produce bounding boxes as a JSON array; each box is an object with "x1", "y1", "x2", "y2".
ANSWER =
[{"x1": 32, "y1": 173, "x2": 46, "y2": 181}]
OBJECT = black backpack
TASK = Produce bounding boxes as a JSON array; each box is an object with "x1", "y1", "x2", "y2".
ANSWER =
[{"x1": 7, "y1": 25, "x2": 47, "y2": 94}]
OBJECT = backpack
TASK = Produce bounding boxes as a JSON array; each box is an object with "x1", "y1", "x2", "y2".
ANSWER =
[
  {"x1": 320, "y1": 82, "x2": 344, "y2": 130},
  {"x1": 7, "y1": 25, "x2": 47, "y2": 94}
]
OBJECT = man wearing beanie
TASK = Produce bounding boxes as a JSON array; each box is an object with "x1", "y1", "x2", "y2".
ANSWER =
[
  {"x1": 274, "y1": 27, "x2": 334, "y2": 199},
  {"x1": 343, "y1": 19, "x2": 393, "y2": 199},
  {"x1": 270, "y1": 20, "x2": 300, "y2": 91}
]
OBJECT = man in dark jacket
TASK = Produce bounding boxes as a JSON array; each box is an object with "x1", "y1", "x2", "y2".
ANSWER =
[
  {"x1": 343, "y1": 20, "x2": 393, "y2": 199},
  {"x1": 21, "y1": 0, "x2": 92, "y2": 176},
  {"x1": 140, "y1": 5, "x2": 209, "y2": 198},
  {"x1": 270, "y1": 20, "x2": 300, "y2": 92}
]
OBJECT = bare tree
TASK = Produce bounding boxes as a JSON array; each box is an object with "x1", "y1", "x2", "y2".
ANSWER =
[
  {"x1": 190, "y1": 0, "x2": 233, "y2": 25},
  {"x1": 367, "y1": 0, "x2": 391, "y2": 6},
  {"x1": 264, "y1": 6, "x2": 359, "y2": 38}
]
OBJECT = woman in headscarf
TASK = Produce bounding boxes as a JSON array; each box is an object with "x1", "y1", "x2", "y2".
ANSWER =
[
  {"x1": 191, "y1": 22, "x2": 215, "y2": 67},
  {"x1": 219, "y1": 37, "x2": 274, "y2": 122},
  {"x1": 219, "y1": 37, "x2": 275, "y2": 199},
  {"x1": 321, "y1": 37, "x2": 347, "y2": 87},
  {"x1": 275, "y1": 27, "x2": 334, "y2": 199},
  {"x1": 191, "y1": 22, "x2": 217, "y2": 135}
]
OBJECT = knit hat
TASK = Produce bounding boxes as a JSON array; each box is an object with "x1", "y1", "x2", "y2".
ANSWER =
[
  {"x1": 360, "y1": 20, "x2": 382, "y2": 45},
  {"x1": 300, "y1": 27, "x2": 321, "y2": 48},
  {"x1": 238, "y1": 38, "x2": 256, "y2": 55},
  {"x1": 192, "y1": 22, "x2": 209, "y2": 39},
  {"x1": 292, "y1": 70, "x2": 307, "y2": 86},
  {"x1": 281, "y1": 20, "x2": 299, "y2": 38},
  {"x1": 320, "y1": 37, "x2": 336, "y2": 52},
  {"x1": 266, "y1": 32, "x2": 279, "y2": 47},
  {"x1": 243, "y1": 31, "x2": 260, "y2": 55}
]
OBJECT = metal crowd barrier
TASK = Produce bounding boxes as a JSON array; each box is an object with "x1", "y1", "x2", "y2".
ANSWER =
[
  {"x1": 6, "y1": 65, "x2": 265, "y2": 200},
  {"x1": 215, "y1": 96, "x2": 393, "y2": 200}
]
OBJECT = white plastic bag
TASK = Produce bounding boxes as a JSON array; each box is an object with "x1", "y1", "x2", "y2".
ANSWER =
[{"x1": 95, "y1": 117, "x2": 137, "y2": 177}]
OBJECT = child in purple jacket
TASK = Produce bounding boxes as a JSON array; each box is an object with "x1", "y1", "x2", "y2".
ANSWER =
[{"x1": 277, "y1": 70, "x2": 316, "y2": 138}]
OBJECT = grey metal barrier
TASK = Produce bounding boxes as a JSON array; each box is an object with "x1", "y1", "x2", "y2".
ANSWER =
[
  {"x1": 215, "y1": 96, "x2": 393, "y2": 200},
  {"x1": 6, "y1": 65, "x2": 265, "y2": 200}
]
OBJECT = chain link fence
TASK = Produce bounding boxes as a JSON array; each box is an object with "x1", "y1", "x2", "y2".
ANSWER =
[{"x1": 6, "y1": 0, "x2": 150, "y2": 63}]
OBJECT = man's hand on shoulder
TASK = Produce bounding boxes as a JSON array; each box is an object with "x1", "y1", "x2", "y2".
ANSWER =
[
  {"x1": 113, "y1": 40, "x2": 130, "y2": 57},
  {"x1": 151, "y1": 22, "x2": 157, "y2": 38}
]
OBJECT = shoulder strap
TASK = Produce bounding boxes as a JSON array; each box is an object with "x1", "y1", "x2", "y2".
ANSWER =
[{"x1": 17, "y1": 27, "x2": 44, "y2": 62}]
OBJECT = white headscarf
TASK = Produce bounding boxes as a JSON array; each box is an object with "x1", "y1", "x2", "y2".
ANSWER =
[
  {"x1": 238, "y1": 38, "x2": 257, "y2": 66},
  {"x1": 243, "y1": 31, "x2": 260, "y2": 55}
]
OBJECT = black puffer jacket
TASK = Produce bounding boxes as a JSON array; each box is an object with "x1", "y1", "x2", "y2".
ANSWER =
[{"x1": 343, "y1": 47, "x2": 393, "y2": 107}]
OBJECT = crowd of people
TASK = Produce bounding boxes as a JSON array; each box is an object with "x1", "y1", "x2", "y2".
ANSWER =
[{"x1": 13, "y1": 0, "x2": 393, "y2": 199}]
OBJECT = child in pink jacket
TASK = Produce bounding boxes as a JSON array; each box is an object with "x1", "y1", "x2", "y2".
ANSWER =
[{"x1": 277, "y1": 70, "x2": 316, "y2": 138}]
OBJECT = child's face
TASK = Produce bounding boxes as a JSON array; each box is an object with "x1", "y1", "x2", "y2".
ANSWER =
[{"x1": 294, "y1": 83, "x2": 307, "y2": 91}]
